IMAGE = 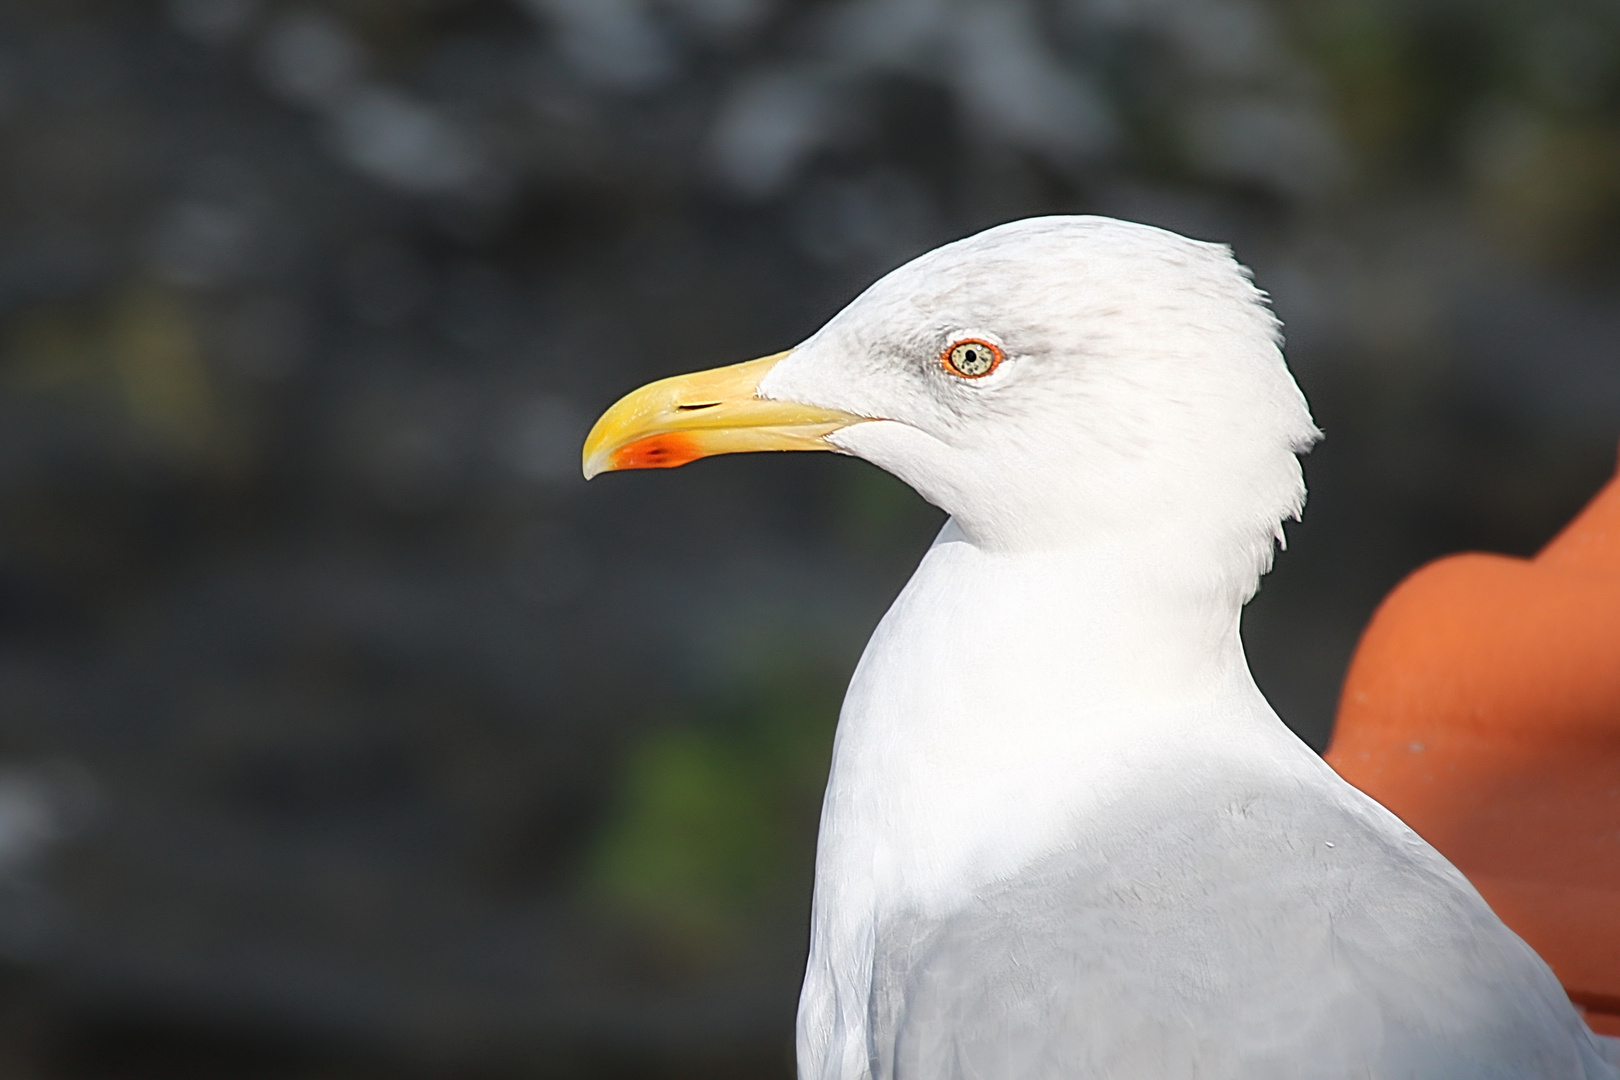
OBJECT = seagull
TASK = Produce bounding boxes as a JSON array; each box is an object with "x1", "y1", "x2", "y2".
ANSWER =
[{"x1": 582, "y1": 217, "x2": 1620, "y2": 1079}]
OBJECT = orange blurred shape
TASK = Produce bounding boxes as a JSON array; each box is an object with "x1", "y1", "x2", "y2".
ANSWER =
[{"x1": 1327, "y1": 445, "x2": 1620, "y2": 1036}]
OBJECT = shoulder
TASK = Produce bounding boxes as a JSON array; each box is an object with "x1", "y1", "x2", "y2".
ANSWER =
[{"x1": 867, "y1": 769, "x2": 1615, "y2": 1079}]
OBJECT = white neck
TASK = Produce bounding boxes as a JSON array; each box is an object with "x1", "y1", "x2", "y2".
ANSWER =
[
  {"x1": 796, "y1": 518, "x2": 1307, "y2": 1080},
  {"x1": 813, "y1": 517, "x2": 1280, "y2": 906}
]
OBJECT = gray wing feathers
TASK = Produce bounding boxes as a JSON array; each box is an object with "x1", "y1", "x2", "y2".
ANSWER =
[{"x1": 868, "y1": 774, "x2": 1616, "y2": 1080}]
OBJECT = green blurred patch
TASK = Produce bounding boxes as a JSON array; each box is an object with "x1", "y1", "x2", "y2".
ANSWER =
[
  {"x1": 6, "y1": 279, "x2": 244, "y2": 471},
  {"x1": 1298, "y1": 0, "x2": 1420, "y2": 170},
  {"x1": 108, "y1": 283, "x2": 218, "y2": 460},
  {"x1": 834, "y1": 463, "x2": 940, "y2": 553},
  {"x1": 1296, "y1": 0, "x2": 1620, "y2": 267},
  {"x1": 1470, "y1": 113, "x2": 1620, "y2": 264},
  {"x1": 583, "y1": 668, "x2": 840, "y2": 960}
]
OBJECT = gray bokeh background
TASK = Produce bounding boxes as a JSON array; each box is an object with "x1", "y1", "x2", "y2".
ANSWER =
[{"x1": 0, "y1": 0, "x2": 1617, "y2": 1076}]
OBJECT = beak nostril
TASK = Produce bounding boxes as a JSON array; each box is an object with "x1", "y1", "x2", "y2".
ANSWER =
[{"x1": 675, "y1": 402, "x2": 723, "y2": 411}]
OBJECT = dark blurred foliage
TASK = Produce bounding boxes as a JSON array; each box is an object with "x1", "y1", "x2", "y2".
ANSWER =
[{"x1": 0, "y1": 0, "x2": 1617, "y2": 1075}]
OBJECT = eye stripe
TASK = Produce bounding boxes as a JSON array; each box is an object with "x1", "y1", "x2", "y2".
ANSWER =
[{"x1": 942, "y1": 338, "x2": 1003, "y2": 379}]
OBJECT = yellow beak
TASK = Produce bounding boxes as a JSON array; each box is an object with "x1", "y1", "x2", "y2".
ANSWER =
[{"x1": 581, "y1": 351, "x2": 864, "y2": 479}]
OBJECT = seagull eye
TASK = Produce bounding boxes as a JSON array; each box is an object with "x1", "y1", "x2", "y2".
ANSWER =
[{"x1": 942, "y1": 339, "x2": 1002, "y2": 379}]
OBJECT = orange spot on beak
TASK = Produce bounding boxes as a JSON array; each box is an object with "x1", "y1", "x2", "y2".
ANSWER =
[{"x1": 610, "y1": 432, "x2": 706, "y2": 471}]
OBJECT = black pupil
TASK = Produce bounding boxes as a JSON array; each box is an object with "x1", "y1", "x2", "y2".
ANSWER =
[{"x1": 957, "y1": 345, "x2": 986, "y2": 373}]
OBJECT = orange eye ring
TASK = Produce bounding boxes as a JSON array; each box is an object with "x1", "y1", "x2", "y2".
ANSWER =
[{"x1": 941, "y1": 338, "x2": 1003, "y2": 379}]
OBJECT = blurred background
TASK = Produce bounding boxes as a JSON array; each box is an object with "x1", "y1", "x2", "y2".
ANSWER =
[{"x1": 0, "y1": 0, "x2": 1617, "y2": 1075}]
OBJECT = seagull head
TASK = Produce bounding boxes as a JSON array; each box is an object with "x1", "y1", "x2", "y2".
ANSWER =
[{"x1": 585, "y1": 216, "x2": 1319, "y2": 593}]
